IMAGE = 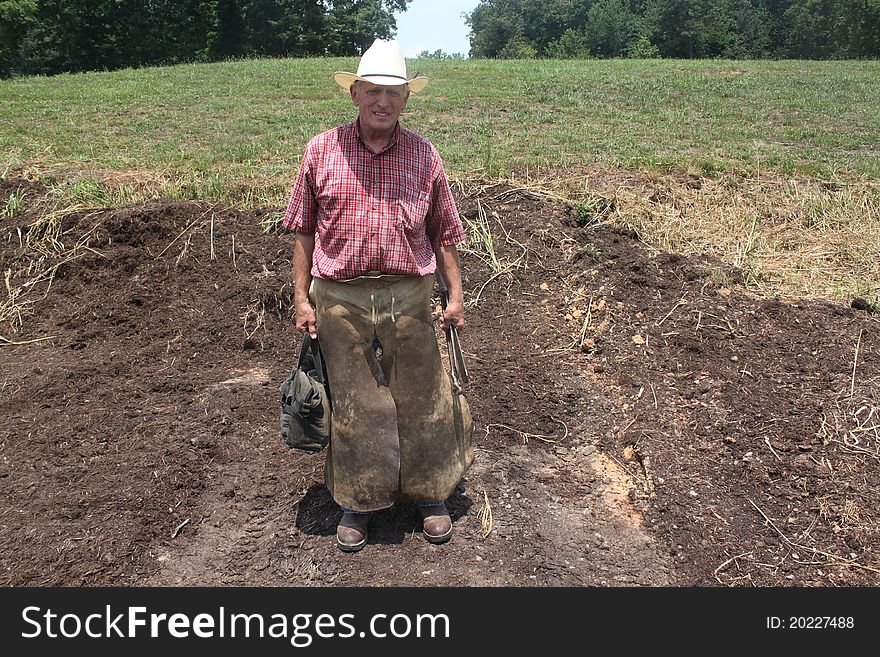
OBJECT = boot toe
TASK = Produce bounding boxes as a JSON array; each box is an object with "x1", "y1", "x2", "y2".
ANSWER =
[
  {"x1": 336, "y1": 513, "x2": 369, "y2": 552},
  {"x1": 419, "y1": 504, "x2": 453, "y2": 544}
]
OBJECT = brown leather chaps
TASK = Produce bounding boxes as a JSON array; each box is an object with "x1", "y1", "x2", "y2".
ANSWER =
[{"x1": 311, "y1": 274, "x2": 473, "y2": 511}]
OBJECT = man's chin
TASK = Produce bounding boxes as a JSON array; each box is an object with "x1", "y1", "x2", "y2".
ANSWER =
[{"x1": 365, "y1": 120, "x2": 396, "y2": 133}]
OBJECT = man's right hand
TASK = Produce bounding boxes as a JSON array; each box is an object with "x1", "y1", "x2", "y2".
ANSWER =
[{"x1": 296, "y1": 301, "x2": 318, "y2": 339}]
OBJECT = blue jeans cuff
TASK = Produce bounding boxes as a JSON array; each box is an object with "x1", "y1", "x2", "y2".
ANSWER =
[{"x1": 340, "y1": 506, "x2": 370, "y2": 515}]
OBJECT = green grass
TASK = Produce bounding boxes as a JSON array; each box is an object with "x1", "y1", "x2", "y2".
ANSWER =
[
  {"x1": 3, "y1": 189, "x2": 27, "y2": 217},
  {"x1": 1, "y1": 57, "x2": 879, "y2": 206}
]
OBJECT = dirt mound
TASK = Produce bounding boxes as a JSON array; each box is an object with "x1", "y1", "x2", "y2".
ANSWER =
[{"x1": 1, "y1": 177, "x2": 877, "y2": 586}]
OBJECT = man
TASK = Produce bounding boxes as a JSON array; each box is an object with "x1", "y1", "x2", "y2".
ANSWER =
[{"x1": 283, "y1": 39, "x2": 473, "y2": 553}]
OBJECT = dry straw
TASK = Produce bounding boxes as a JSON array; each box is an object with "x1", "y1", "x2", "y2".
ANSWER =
[
  {"x1": 478, "y1": 490, "x2": 493, "y2": 539},
  {"x1": 500, "y1": 167, "x2": 880, "y2": 305},
  {"x1": 1, "y1": 178, "x2": 107, "y2": 336}
]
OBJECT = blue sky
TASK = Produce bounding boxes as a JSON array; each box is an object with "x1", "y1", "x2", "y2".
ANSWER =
[{"x1": 393, "y1": 0, "x2": 481, "y2": 58}]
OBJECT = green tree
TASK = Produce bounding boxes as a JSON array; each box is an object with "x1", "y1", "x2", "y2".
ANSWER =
[
  {"x1": 627, "y1": 34, "x2": 661, "y2": 57},
  {"x1": 211, "y1": 0, "x2": 245, "y2": 59},
  {"x1": 4, "y1": 0, "x2": 414, "y2": 77},
  {"x1": 584, "y1": 0, "x2": 642, "y2": 57},
  {"x1": 780, "y1": 0, "x2": 880, "y2": 57},
  {"x1": 544, "y1": 28, "x2": 591, "y2": 58},
  {"x1": 135, "y1": 0, "x2": 212, "y2": 66},
  {"x1": 285, "y1": 0, "x2": 328, "y2": 56},
  {"x1": 466, "y1": 0, "x2": 520, "y2": 58},
  {"x1": 107, "y1": 0, "x2": 167, "y2": 68},
  {"x1": 17, "y1": 0, "x2": 117, "y2": 74},
  {"x1": 828, "y1": 0, "x2": 880, "y2": 58},
  {"x1": 324, "y1": 0, "x2": 411, "y2": 56},
  {"x1": 761, "y1": 0, "x2": 791, "y2": 56},
  {"x1": 465, "y1": 0, "x2": 879, "y2": 60},
  {"x1": 467, "y1": 0, "x2": 596, "y2": 58},
  {"x1": 242, "y1": 0, "x2": 285, "y2": 56},
  {"x1": 181, "y1": 0, "x2": 215, "y2": 62},
  {"x1": 499, "y1": 34, "x2": 538, "y2": 58},
  {"x1": 724, "y1": 0, "x2": 772, "y2": 58},
  {"x1": 0, "y1": 0, "x2": 36, "y2": 76},
  {"x1": 783, "y1": 0, "x2": 833, "y2": 57},
  {"x1": 643, "y1": 0, "x2": 711, "y2": 57}
]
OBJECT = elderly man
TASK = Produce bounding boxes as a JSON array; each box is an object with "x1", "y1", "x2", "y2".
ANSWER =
[{"x1": 283, "y1": 39, "x2": 473, "y2": 552}]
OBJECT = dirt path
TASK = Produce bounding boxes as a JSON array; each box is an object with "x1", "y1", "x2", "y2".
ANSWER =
[{"x1": 1, "y1": 177, "x2": 877, "y2": 587}]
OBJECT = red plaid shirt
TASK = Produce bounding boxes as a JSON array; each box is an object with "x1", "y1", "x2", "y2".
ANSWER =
[{"x1": 282, "y1": 120, "x2": 466, "y2": 280}]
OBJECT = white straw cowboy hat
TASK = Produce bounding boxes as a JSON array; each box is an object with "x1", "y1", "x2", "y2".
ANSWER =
[{"x1": 333, "y1": 38, "x2": 428, "y2": 93}]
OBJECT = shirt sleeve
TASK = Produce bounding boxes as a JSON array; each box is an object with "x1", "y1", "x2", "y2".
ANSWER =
[
  {"x1": 282, "y1": 139, "x2": 318, "y2": 234},
  {"x1": 425, "y1": 147, "x2": 467, "y2": 249}
]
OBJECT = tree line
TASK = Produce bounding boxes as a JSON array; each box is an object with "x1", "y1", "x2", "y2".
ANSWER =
[
  {"x1": 465, "y1": 0, "x2": 880, "y2": 59},
  {"x1": 0, "y1": 0, "x2": 410, "y2": 78}
]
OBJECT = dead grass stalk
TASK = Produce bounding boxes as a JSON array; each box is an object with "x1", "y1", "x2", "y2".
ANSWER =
[{"x1": 478, "y1": 490, "x2": 493, "y2": 539}]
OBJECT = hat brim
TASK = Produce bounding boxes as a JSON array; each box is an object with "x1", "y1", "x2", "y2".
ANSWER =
[{"x1": 333, "y1": 72, "x2": 429, "y2": 93}]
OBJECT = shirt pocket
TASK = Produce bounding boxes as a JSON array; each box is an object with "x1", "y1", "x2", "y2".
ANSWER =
[
  {"x1": 395, "y1": 181, "x2": 430, "y2": 235},
  {"x1": 319, "y1": 179, "x2": 366, "y2": 225}
]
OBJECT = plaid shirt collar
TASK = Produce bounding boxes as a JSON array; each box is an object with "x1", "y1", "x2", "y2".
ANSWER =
[{"x1": 353, "y1": 118, "x2": 401, "y2": 155}]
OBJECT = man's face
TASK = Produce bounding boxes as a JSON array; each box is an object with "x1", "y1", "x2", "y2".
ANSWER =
[{"x1": 351, "y1": 81, "x2": 409, "y2": 136}]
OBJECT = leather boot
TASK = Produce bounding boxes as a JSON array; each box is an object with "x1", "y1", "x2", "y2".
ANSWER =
[
  {"x1": 418, "y1": 502, "x2": 452, "y2": 544},
  {"x1": 336, "y1": 512, "x2": 369, "y2": 552}
]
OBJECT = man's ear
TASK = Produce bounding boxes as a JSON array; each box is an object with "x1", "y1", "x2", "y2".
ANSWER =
[{"x1": 349, "y1": 82, "x2": 358, "y2": 105}]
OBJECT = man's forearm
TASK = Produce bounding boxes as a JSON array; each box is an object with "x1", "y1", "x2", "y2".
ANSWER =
[
  {"x1": 435, "y1": 244, "x2": 463, "y2": 303},
  {"x1": 435, "y1": 244, "x2": 465, "y2": 331},
  {"x1": 293, "y1": 233, "x2": 315, "y2": 304},
  {"x1": 293, "y1": 233, "x2": 318, "y2": 337}
]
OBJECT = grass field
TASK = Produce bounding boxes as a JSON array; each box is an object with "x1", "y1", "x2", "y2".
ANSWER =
[{"x1": 1, "y1": 57, "x2": 878, "y2": 305}]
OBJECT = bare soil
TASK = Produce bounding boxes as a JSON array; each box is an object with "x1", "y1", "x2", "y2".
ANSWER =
[{"x1": 1, "y1": 176, "x2": 878, "y2": 587}]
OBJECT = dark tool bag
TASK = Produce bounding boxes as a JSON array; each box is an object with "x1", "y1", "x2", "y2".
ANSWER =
[{"x1": 280, "y1": 334, "x2": 331, "y2": 453}]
